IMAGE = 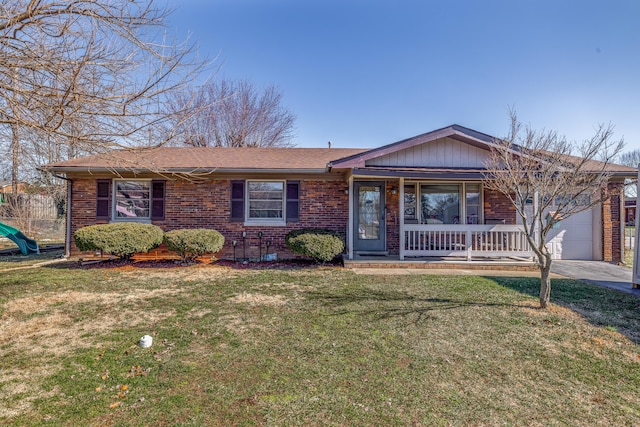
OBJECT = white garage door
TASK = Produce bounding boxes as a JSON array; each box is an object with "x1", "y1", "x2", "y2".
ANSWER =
[{"x1": 545, "y1": 209, "x2": 594, "y2": 260}]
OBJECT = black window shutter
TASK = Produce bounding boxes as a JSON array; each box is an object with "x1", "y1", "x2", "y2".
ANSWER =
[
  {"x1": 96, "y1": 179, "x2": 111, "y2": 219},
  {"x1": 230, "y1": 180, "x2": 245, "y2": 222},
  {"x1": 151, "y1": 180, "x2": 166, "y2": 220},
  {"x1": 286, "y1": 181, "x2": 300, "y2": 222}
]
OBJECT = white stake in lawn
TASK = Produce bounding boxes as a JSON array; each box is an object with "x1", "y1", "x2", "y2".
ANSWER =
[{"x1": 139, "y1": 335, "x2": 153, "y2": 348}]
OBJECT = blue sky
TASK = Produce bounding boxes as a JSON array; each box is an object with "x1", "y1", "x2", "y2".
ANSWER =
[{"x1": 167, "y1": 0, "x2": 640, "y2": 152}]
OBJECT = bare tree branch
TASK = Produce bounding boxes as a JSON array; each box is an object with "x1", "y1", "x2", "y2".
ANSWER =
[
  {"x1": 170, "y1": 79, "x2": 296, "y2": 148},
  {"x1": 484, "y1": 110, "x2": 625, "y2": 308},
  {"x1": 0, "y1": 0, "x2": 206, "y2": 179},
  {"x1": 0, "y1": 0, "x2": 207, "y2": 208}
]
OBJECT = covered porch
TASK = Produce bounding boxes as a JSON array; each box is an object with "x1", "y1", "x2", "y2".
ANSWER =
[
  {"x1": 346, "y1": 176, "x2": 536, "y2": 263},
  {"x1": 335, "y1": 125, "x2": 537, "y2": 263}
]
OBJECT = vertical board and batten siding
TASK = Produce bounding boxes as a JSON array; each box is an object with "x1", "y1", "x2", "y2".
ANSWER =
[{"x1": 365, "y1": 137, "x2": 489, "y2": 168}]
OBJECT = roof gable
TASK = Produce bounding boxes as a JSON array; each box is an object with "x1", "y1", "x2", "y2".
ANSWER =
[
  {"x1": 365, "y1": 136, "x2": 490, "y2": 168},
  {"x1": 329, "y1": 125, "x2": 498, "y2": 168}
]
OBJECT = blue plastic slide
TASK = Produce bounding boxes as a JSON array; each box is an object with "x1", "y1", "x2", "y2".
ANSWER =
[{"x1": 0, "y1": 221, "x2": 39, "y2": 255}]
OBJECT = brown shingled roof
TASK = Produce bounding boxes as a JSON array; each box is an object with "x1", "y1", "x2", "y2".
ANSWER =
[
  {"x1": 549, "y1": 152, "x2": 638, "y2": 175},
  {"x1": 43, "y1": 147, "x2": 369, "y2": 173}
]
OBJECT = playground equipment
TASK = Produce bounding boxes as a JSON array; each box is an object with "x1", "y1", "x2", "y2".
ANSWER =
[{"x1": 0, "y1": 221, "x2": 39, "y2": 255}]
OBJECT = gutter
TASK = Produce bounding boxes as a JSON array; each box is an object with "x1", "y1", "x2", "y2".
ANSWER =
[{"x1": 42, "y1": 167, "x2": 333, "y2": 175}]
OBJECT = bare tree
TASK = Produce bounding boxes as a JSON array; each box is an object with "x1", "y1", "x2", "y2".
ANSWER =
[
  {"x1": 484, "y1": 112, "x2": 624, "y2": 308},
  {"x1": 619, "y1": 149, "x2": 640, "y2": 169},
  {"x1": 0, "y1": 0, "x2": 205, "y2": 190},
  {"x1": 171, "y1": 79, "x2": 296, "y2": 147}
]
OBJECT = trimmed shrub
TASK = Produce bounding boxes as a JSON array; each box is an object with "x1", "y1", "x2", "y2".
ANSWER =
[
  {"x1": 74, "y1": 222, "x2": 164, "y2": 260},
  {"x1": 285, "y1": 228, "x2": 345, "y2": 263},
  {"x1": 164, "y1": 228, "x2": 225, "y2": 263}
]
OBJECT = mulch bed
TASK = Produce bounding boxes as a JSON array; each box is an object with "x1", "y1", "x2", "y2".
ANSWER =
[{"x1": 74, "y1": 257, "x2": 342, "y2": 270}]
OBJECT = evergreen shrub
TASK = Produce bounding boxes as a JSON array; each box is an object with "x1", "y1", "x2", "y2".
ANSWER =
[
  {"x1": 74, "y1": 222, "x2": 164, "y2": 260},
  {"x1": 164, "y1": 228, "x2": 225, "y2": 263},
  {"x1": 285, "y1": 228, "x2": 344, "y2": 263}
]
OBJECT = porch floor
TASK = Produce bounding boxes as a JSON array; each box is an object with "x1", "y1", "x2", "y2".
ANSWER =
[{"x1": 345, "y1": 255, "x2": 538, "y2": 271}]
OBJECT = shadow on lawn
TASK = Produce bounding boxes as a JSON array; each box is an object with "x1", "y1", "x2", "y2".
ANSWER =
[
  {"x1": 489, "y1": 276, "x2": 640, "y2": 345},
  {"x1": 307, "y1": 287, "x2": 512, "y2": 324},
  {"x1": 308, "y1": 277, "x2": 640, "y2": 346}
]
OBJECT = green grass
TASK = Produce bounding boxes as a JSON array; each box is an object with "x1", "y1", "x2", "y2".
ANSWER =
[{"x1": 0, "y1": 263, "x2": 639, "y2": 426}]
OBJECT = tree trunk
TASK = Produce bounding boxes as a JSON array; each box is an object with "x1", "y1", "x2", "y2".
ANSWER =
[{"x1": 539, "y1": 260, "x2": 552, "y2": 309}]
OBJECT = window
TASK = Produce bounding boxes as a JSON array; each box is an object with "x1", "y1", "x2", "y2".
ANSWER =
[
  {"x1": 96, "y1": 179, "x2": 165, "y2": 221},
  {"x1": 465, "y1": 184, "x2": 481, "y2": 224},
  {"x1": 405, "y1": 182, "x2": 482, "y2": 224},
  {"x1": 248, "y1": 181, "x2": 284, "y2": 219},
  {"x1": 231, "y1": 180, "x2": 300, "y2": 224},
  {"x1": 115, "y1": 180, "x2": 151, "y2": 219},
  {"x1": 555, "y1": 194, "x2": 591, "y2": 207},
  {"x1": 404, "y1": 184, "x2": 417, "y2": 222},
  {"x1": 420, "y1": 184, "x2": 460, "y2": 224}
]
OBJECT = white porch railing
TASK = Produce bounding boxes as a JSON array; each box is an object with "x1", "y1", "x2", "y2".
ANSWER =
[{"x1": 402, "y1": 224, "x2": 534, "y2": 261}]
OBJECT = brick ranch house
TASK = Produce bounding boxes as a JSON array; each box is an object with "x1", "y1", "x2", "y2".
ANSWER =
[{"x1": 43, "y1": 125, "x2": 636, "y2": 263}]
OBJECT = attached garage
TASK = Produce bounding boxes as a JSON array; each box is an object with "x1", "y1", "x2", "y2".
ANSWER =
[
  {"x1": 521, "y1": 205, "x2": 603, "y2": 261},
  {"x1": 545, "y1": 208, "x2": 599, "y2": 260}
]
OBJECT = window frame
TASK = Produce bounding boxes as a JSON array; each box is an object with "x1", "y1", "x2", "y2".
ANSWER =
[
  {"x1": 404, "y1": 181, "x2": 483, "y2": 225},
  {"x1": 111, "y1": 179, "x2": 153, "y2": 222},
  {"x1": 245, "y1": 179, "x2": 287, "y2": 225}
]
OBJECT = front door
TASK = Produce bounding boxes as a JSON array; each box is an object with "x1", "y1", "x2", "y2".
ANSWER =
[{"x1": 353, "y1": 181, "x2": 386, "y2": 252}]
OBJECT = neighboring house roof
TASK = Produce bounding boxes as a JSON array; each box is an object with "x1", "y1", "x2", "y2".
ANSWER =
[
  {"x1": 549, "y1": 152, "x2": 638, "y2": 175},
  {"x1": 43, "y1": 147, "x2": 369, "y2": 174}
]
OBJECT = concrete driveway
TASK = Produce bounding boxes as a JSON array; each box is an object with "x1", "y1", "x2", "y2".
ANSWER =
[{"x1": 550, "y1": 260, "x2": 640, "y2": 297}]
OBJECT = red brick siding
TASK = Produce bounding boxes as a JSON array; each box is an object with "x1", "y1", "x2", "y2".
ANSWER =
[
  {"x1": 69, "y1": 179, "x2": 110, "y2": 250},
  {"x1": 483, "y1": 188, "x2": 516, "y2": 224},
  {"x1": 68, "y1": 177, "x2": 625, "y2": 262},
  {"x1": 385, "y1": 180, "x2": 400, "y2": 255},
  {"x1": 602, "y1": 182, "x2": 623, "y2": 263},
  {"x1": 69, "y1": 178, "x2": 349, "y2": 260}
]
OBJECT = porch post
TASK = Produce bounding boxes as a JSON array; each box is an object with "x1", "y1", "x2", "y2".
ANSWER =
[
  {"x1": 347, "y1": 175, "x2": 354, "y2": 260},
  {"x1": 399, "y1": 177, "x2": 405, "y2": 260}
]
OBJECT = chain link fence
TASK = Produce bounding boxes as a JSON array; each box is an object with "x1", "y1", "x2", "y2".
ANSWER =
[{"x1": 0, "y1": 193, "x2": 65, "y2": 249}]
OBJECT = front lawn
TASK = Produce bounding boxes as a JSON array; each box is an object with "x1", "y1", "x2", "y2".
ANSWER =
[{"x1": 1, "y1": 263, "x2": 639, "y2": 425}]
